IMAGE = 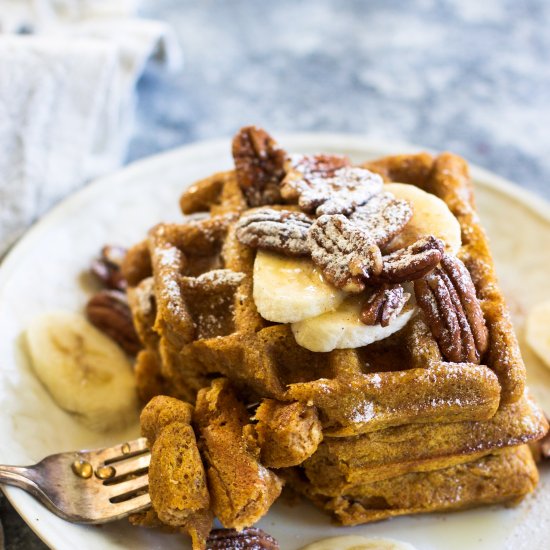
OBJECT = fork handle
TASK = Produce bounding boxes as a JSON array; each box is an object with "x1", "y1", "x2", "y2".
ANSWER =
[
  {"x1": 0, "y1": 465, "x2": 43, "y2": 496},
  {"x1": 0, "y1": 464, "x2": 75, "y2": 522}
]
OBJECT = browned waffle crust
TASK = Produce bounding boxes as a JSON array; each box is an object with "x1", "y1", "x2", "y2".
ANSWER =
[
  {"x1": 282, "y1": 445, "x2": 539, "y2": 526},
  {"x1": 134, "y1": 396, "x2": 212, "y2": 548},
  {"x1": 121, "y1": 132, "x2": 548, "y2": 542},
  {"x1": 125, "y1": 152, "x2": 523, "y2": 433}
]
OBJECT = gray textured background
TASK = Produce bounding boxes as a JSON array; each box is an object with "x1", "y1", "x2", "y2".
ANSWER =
[
  {"x1": 2, "y1": 0, "x2": 550, "y2": 547},
  {"x1": 132, "y1": 0, "x2": 550, "y2": 198}
]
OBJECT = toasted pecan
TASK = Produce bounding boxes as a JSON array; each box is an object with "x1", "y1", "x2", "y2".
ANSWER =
[
  {"x1": 376, "y1": 236, "x2": 445, "y2": 284},
  {"x1": 90, "y1": 245, "x2": 127, "y2": 290},
  {"x1": 414, "y1": 253, "x2": 488, "y2": 363},
  {"x1": 86, "y1": 289, "x2": 141, "y2": 355},
  {"x1": 282, "y1": 159, "x2": 383, "y2": 216},
  {"x1": 308, "y1": 214, "x2": 383, "y2": 292},
  {"x1": 361, "y1": 285, "x2": 410, "y2": 327},
  {"x1": 206, "y1": 528, "x2": 279, "y2": 549},
  {"x1": 232, "y1": 126, "x2": 286, "y2": 207},
  {"x1": 235, "y1": 208, "x2": 313, "y2": 256},
  {"x1": 350, "y1": 192, "x2": 413, "y2": 247}
]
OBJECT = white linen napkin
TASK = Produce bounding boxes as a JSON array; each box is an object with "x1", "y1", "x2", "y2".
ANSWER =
[{"x1": 0, "y1": 1, "x2": 182, "y2": 255}]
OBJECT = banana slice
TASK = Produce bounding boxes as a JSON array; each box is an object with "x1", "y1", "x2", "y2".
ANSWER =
[
  {"x1": 292, "y1": 295, "x2": 415, "y2": 352},
  {"x1": 299, "y1": 535, "x2": 417, "y2": 550},
  {"x1": 384, "y1": 183, "x2": 461, "y2": 255},
  {"x1": 26, "y1": 311, "x2": 139, "y2": 432},
  {"x1": 526, "y1": 300, "x2": 550, "y2": 371},
  {"x1": 253, "y1": 250, "x2": 346, "y2": 323}
]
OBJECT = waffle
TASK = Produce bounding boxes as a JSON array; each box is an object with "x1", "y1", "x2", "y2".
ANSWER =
[
  {"x1": 301, "y1": 394, "x2": 547, "y2": 491},
  {"x1": 283, "y1": 445, "x2": 538, "y2": 525},
  {"x1": 194, "y1": 378, "x2": 283, "y2": 530},
  {"x1": 134, "y1": 396, "x2": 212, "y2": 548},
  {"x1": 363, "y1": 152, "x2": 526, "y2": 404},
  {"x1": 124, "y1": 166, "x2": 510, "y2": 436},
  {"x1": 120, "y1": 127, "x2": 548, "y2": 541},
  {"x1": 250, "y1": 398, "x2": 323, "y2": 468}
]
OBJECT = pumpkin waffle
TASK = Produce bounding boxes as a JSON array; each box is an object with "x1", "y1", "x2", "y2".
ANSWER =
[
  {"x1": 120, "y1": 127, "x2": 548, "y2": 540},
  {"x1": 123, "y1": 149, "x2": 520, "y2": 436},
  {"x1": 194, "y1": 378, "x2": 283, "y2": 530},
  {"x1": 363, "y1": 152, "x2": 526, "y2": 404},
  {"x1": 300, "y1": 394, "x2": 547, "y2": 491},
  {"x1": 132, "y1": 395, "x2": 212, "y2": 548},
  {"x1": 282, "y1": 445, "x2": 539, "y2": 525}
]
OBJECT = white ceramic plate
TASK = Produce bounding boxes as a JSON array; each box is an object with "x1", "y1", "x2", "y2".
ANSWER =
[{"x1": 1, "y1": 135, "x2": 549, "y2": 550}]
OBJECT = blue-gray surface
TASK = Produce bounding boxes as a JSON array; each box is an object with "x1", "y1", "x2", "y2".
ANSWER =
[
  {"x1": 131, "y1": 0, "x2": 550, "y2": 198},
  {"x1": 2, "y1": 0, "x2": 549, "y2": 547}
]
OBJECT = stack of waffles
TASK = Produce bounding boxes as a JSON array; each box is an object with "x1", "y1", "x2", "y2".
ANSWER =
[{"x1": 121, "y1": 127, "x2": 548, "y2": 548}]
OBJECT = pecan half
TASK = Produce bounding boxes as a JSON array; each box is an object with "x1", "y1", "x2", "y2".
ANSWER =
[
  {"x1": 282, "y1": 161, "x2": 383, "y2": 216},
  {"x1": 91, "y1": 245, "x2": 127, "y2": 290},
  {"x1": 235, "y1": 208, "x2": 312, "y2": 256},
  {"x1": 414, "y1": 254, "x2": 488, "y2": 363},
  {"x1": 350, "y1": 192, "x2": 413, "y2": 247},
  {"x1": 206, "y1": 528, "x2": 280, "y2": 550},
  {"x1": 308, "y1": 214, "x2": 382, "y2": 292},
  {"x1": 530, "y1": 419, "x2": 550, "y2": 462},
  {"x1": 232, "y1": 126, "x2": 286, "y2": 207},
  {"x1": 281, "y1": 153, "x2": 350, "y2": 200},
  {"x1": 439, "y1": 253, "x2": 489, "y2": 355},
  {"x1": 86, "y1": 290, "x2": 141, "y2": 355},
  {"x1": 375, "y1": 236, "x2": 445, "y2": 283},
  {"x1": 361, "y1": 285, "x2": 411, "y2": 326}
]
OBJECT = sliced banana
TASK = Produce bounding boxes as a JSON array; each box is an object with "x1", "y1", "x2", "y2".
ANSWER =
[
  {"x1": 26, "y1": 311, "x2": 139, "y2": 432},
  {"x1": 526, "y1": 300, "x2": 550, "y2": 371},
  {"x1": 384, "y1": 182, "x2": 461, "y2": 255},
  {"x1": 299, "y1": 535, "x2": 417, "y2": 550},
  {"x1": 253, "y1": 250, "x2": 346, "y2": 323},
  {"x1": 291, "y1": 295, "x2": 415, "y2": 352}
]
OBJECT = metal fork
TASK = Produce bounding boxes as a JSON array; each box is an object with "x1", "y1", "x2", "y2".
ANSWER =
[{"x1": 0, "y1": 438, "x2": 151, "y2": 523}]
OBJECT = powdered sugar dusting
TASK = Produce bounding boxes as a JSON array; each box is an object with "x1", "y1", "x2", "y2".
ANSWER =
[
  {"x1": 348, "y1": 401, "x2": 375, "y2": 423},
  {"x1": 350, "y1": 191, "x2": 413, "y2": 246},
  {"x1": 236, "y1": 208, "x2": 312, "y2": 256},
  {"x1": 161, "y1": 275, "x2": 183, "y2": 316},
  {"x1": 187, "y1": 269, "x2": 245, "y2": 288},
  {"x1": 157, "y1": 245, "x2": 179, "y2": 267},
  {"x1": 308, "y1": 214, "x2": 381, "y2": 291},
  {"x1": 309, "y1": 167, "x2": 384, "y2": 216},
  {"x1": 282, "y1": 161, "x2": 383, "y2": 216},
  {"x1": 135, "y1": 277, "x2": 155, "y2": 316}
]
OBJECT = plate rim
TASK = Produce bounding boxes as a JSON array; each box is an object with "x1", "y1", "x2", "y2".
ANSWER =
[{"x1": 2, "y1": 133, "x2": 550, "y2": 549}]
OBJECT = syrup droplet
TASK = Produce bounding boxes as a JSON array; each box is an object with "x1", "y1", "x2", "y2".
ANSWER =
[
  {"x1": 95, "y1": 465, "x2": 116, "y2": 480},
  {"x1": 71, "y1": 459, "x2": 93, "y2": 479},
  {"x1": 121, "y1": 442, "x2": 131, "y2": 454}
]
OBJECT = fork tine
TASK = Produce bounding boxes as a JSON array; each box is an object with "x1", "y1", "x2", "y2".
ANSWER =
[
  {"x1": 108, "y1": 493, "x2": 152, "y2": 518},
  {"x1": 104, "y1": 474, "x2": 149, "y2": 500},
  {"x1": 92, "y1": 438, "x2": 149, "y2": 464},
  {"x1": 107, "y1": 453, "x2": 151, "y2": 480}
]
